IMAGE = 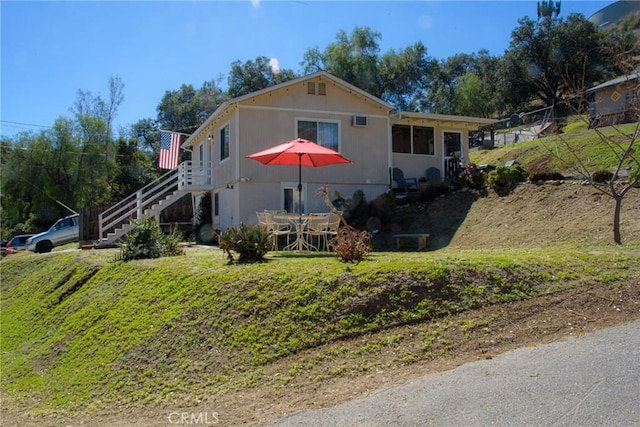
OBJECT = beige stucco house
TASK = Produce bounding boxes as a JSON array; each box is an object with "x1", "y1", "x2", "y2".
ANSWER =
[{"x1": 180, "y1": 71, "x2": 495, "y2": 231}]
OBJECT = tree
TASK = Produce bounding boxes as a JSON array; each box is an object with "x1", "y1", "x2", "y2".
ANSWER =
[
  {"x1": 0, "y1": 77, "x2": 157, "y2": 234},
  {"x1": 227, "y1": 56, "x2": 297, "y2": 99},
  {"x1": 502, "y1": 13, "x2": 607, "y2": 110},
  {"x1": 156, "y1": 78, "x2": 229, "y2": 134},
  {"x1": 111, "y1": 136, "x2": 157, "y2": 200},
  {"x1": 301, "y1": 26, "x2": 434, "y2": 109},
  {"x1": 453, "y1": 73, "x2": 493, "y2": 117},
  {"x1": 156, "y1": 84, "x2": 200, "y2": 134},
  {"x1": 71, "y1": 75, "x2": 124, "y2": 141},
  {"x1": 378, "y1": 42, "x2": 436, "y2": 111},
  {"x1": 422, "y1": 51, "x2": 501, "y2": 116},
  {"x1": 542, "y1": 72, "x2": 639, "y2": 245}
]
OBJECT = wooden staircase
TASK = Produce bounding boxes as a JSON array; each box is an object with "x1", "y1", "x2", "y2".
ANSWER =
[{"x1": 97, "y1": 161, "x2": 211, "y2": 246}]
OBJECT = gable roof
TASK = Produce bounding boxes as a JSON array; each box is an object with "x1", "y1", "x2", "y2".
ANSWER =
[
  {"x1": 585, "y1": 72, "x2": 640, "y2": 94},
  {"x1": 182, "y1": 71, "x2": 394, "y2": 148}
]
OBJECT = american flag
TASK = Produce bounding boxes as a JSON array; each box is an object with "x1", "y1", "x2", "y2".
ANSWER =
[{"x1": 158, "y1": 131, "x2": 181, "y2": 169}]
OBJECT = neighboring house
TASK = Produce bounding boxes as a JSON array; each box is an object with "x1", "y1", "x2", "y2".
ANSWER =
[
  {"x1": 96, "y1": 71, "x2": 495, "y2": 244},
  {"x1": 182, "y1": 71, "x2": 495, "y2": 231},
  {"x1": 586, "y1": 73, "x2": 639, "y2": 127}
]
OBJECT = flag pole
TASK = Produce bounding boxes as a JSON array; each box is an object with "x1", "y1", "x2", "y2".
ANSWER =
[
  {"x1": 159, "y1": 129, "x2": 192, "y2": 138},
  {"x1": 297, "y1": 153, "x2": 303, "y2": 216}
]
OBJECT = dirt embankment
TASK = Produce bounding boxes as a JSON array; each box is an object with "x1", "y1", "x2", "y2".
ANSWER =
[{"x1": 375, "y1": 182, "x2": 640, "y2": 250}]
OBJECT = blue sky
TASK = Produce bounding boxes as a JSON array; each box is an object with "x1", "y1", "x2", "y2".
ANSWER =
[{"x1": 1, "y1": 0, "x2": 612, "y2": 139}]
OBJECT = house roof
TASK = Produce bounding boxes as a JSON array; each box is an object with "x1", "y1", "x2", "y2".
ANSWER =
[
  {"x1": 585, "y1": 72, "x2": 640, "y2": 94},
  {"x1": 392, "y1": 111, "x2": 498, "y2": 128},
  {"x1": 182, "y1": 71, "x2": 394, "y2": 148}
]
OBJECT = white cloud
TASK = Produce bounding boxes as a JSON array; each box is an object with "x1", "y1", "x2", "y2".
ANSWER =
[
  {"x1": 251, "y1": 0, "x2": 260, "y2": 8},
  {"x1": 269, "y1": 58, "x2": 281, "y2": 75},
  {"x1": 418, "y1": 14, "x2": 434, "y2": 30}
]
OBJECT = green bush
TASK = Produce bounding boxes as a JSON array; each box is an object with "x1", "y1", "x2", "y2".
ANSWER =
[
  {"x1": 487, "y1": 164, "x2": 528, "y2": 189},
  {"x1": 218, "y1": 224, "x2": 272, "y2": 263},
  {"x1": 116, "y1": 217, "x2": 184, "y2": 261}
]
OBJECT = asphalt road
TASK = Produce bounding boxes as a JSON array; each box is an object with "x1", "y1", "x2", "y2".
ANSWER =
[{"x1": 269, "y1": 321, "x2": 640, "y2": 427}]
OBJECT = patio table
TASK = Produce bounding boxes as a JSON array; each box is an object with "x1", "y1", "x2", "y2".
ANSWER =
[{"x1": 272, "y1": 214, "x2": 314, "y2": 251}]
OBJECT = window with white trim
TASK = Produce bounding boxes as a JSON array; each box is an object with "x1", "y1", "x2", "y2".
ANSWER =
[
  {"x1": 392, "y1": 124, "x2": 435, "y2": 155},
  {"x1": 297, "y1": 120, "x2": 339, "y2": 152},
  {"x1": 220, "y1": 124, "x2": 229, "y2": 161}
]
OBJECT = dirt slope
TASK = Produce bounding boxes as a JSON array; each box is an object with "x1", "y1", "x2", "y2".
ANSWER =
[{"x1": 376, "y1": 181, "x2": 640, "y2": 250}]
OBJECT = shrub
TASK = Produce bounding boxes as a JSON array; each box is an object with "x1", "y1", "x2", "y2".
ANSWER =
[
  {"x1": 333, "y1": 189, "x2": 369, "y2": 230},
  {"x1": 528, "y1": 170, "x2": 565, "y2": 181},
  {"x1": 526, "y1": 163, "x2": 564, "y2": 182},
  {"x1": 218, "y1": 224, "x2": 272, "y2": 263},
  {"x1": 116, "y1": 217, "x2": 184, "y2": 261},
  {"x1": 487, "y1": 164, "x2": 528, "y2": 189},
  {"x1": 593, "y1": 170, "x2": 614, "y2": 183},
  {"x1": 417, "y1": 182, "x2": 449, "y2": 202},
  {"x1": 459, "y1": 163, "x2": 486, "y2": 189},
  {"x1": 328, "y1": 225, "x2": 371, "y2": 262},
  {"x1": 369, "y1": 191, "x2": 396, "y2": 224}
]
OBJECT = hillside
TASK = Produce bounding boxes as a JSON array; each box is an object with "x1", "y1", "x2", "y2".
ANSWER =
[
  {"x1": 376, "y1": 181, "x2": 640, "y2": 250},
  {"x1": 1, "y1": 182, "x2": 639, "y2": 427}
]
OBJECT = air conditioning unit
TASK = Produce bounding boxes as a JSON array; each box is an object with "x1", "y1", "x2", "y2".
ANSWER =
[{"x1": 352, "y1": 115, "x2": 368, "y2": 127}]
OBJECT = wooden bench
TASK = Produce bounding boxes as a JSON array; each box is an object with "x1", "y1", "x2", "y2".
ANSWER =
[{"x1": 392, "y1": 233, "x2": 430, "y2": 250}]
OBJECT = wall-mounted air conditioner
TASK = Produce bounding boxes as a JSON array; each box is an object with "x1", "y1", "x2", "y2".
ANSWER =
[{"x1": 352, "y1": 115, "x2": 368, "y2": 127}]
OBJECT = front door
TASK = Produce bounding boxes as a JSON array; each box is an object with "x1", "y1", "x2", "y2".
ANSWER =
[
  {"x1": 283, "y1": 184, "x2": 305, "y2": 214},
  {"x1": 443, "y1": 131, "x2": 463, "y2": 180},
  {"x1": 199, "y1": 142, "x2": 212, "y2": 185}
]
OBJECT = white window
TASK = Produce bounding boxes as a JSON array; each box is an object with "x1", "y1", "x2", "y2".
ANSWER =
[
  {"x1": 297, "y1": 119, "x2": 339, "y2": 152},
  {"x1": 392, "y1": 125, "x2": 435, "y2": 155},
  {"x1": 220, "y1": 124, "x2": 229, "y2": 161},
  {"x1": 199, "y1": 141, "x2": 212, "y2": 185}
]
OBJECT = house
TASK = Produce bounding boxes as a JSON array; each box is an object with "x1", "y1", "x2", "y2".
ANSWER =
[
  {"x1": 96, "y1": 72, "x2": 495, "y2": 244},
  {"x1": 586, "y1": 73, "x2": 639, "y2": 127},
  {"x1": 182, "y1": 71, "x2": 496, "y2": 231}
]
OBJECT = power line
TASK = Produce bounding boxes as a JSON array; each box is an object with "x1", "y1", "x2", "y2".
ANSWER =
[
  {"x1": 0, "y1": 143, "x2": 150, "y2": 159},
  {"x1": 0, "y1": 119, "x2": 52, "y2": 132}
]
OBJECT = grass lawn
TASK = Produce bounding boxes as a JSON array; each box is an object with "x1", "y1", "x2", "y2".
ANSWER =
[{"x1": 1, "y1": 242, "x2": 639, "y2": 425}]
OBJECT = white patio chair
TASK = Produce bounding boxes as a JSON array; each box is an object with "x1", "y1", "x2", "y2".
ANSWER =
[
  {"x1": 257, "y1": 211, "x2": 292, "y2": 250},
  {"x1": 266, "y1": 211, "x2": 294, "y2": 250},
  {"x1": 305, "y1": 214, "x2": 330, "y2": 251},
  {"x1": 324, "y1": 212, "x2": 342, "y2": 251}
]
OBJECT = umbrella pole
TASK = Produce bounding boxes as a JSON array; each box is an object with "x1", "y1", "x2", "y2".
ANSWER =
[{"x1": 297, "y1": 154, "x2": 303, "y2": 216}]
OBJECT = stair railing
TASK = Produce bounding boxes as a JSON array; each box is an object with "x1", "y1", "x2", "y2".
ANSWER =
[{"x1": 99, "y1": 161, "x2": 205, "y2": 240}]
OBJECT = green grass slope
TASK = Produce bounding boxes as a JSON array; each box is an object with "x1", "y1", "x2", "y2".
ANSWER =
[
  {"x1": 2, "y1": 240, "x2": 639, "y2": 420},
  {"x1": 471, "y1": 119, "x2": 638, "y2": 174}
]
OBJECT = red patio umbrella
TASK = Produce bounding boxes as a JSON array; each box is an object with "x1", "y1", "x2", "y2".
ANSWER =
[{"x1": 246, "y1": 138, "x2": 352, "y2": 215}]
